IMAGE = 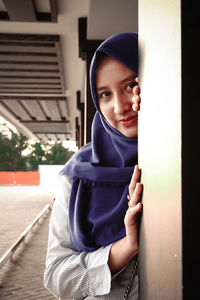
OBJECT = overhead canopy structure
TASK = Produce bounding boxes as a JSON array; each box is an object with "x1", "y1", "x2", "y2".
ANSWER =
[
  {"x1": 0, "y1": 0, "x2": 57, "y2": 23},
  {"x1": 0, "y1": 33, "x2": 70, "y2": 142},
  {"x1": 0, "y1": 0, "x2": 138, "y2": 148},
  {"x1": 0, "y1": 0, "x2": 71, "y2": 143}
]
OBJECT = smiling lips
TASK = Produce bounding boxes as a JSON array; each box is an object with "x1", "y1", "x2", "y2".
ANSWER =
[{"x1": 119, "y1": 115, "x2": 138, "y2": 127}]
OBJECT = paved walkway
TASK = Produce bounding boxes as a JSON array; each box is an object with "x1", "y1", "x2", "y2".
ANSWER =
[
  {"x1": 0, "y1": 185, "x2": 61, "y2": 299},
  {"x1": 0, "y1": 212, "x2": 57, "y2": 299},
  {"x1": 0, "y1": 185, "x2": 56, "y2": 258}
]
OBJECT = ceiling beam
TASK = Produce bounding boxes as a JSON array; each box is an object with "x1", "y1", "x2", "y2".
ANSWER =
[
  {"x1": 0, "y1": 88, "x2": 62, "y2": 94},
  {"x1": 0, "y1": 63, "x2": 60, "y2": 70},
  {"x1": 0, "y1": 33, "x2": 59, "y2": 42},
  {"x1": 0, "y1": 95, "x2": 67, "y2": 101},
  {"x1": 78, "y1": 17, "x2": 103, "y2": 60},
  {"x1": 1, "y1": 0, "x2": 58, "y2": 23},
  {"x1": 0, "y1": 103, "x2": 38, "y2": 140},
  {"x1": 21, "y1": 121, "x2": 70, "y2": 134},
  {"x1": 22, "y1": 120, "x2": 69, "y2": 123},
  {"x1": 3, "y1": 0, "x2": 37, "y2": 22},
  {"x1": 49, "y1": 0, "x2": 57, "y2": 23},
  {"x1": 0, "y1": 78, "x2": 61, "y2": 83},
  {"x1": 0, "y1": 45, "x2": 59, "y2": 53},
  {"x1": 0, "y1": 71, "x2": 60, "y2": 77},
  {"x1": 0, "y1": 54, "x2": 58, "y2": 62}
]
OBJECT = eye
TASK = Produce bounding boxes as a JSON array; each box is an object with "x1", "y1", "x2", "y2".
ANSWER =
[
  {"x1": 126, "y1": 81, "x2": 138, "y2": 91},
  {"x1": 99, "y1": 91, "x2": 111, "y2": 99}
]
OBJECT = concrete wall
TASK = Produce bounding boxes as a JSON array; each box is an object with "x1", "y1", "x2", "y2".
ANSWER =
[
  {"x1": 138, "y1": 0, "x2": 182, "y2": 299},
  {"x1": 87, "y1": 0, "x2": 138, "y2": 39},
  {"x1": 39, "y1": 165, "x2": 64, "y2": 186},
  {"x1": 0, "y1": 166, "x2": 64, "y2": 186},
  {"x1": 0, "y1": 172, "x2": 40, "y2": 185}
]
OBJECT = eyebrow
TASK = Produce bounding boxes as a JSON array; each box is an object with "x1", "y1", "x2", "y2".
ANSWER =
[
  {"x1": 120, "y1": 74, "x2": 136, "y2": 84},
  {"x1": 96, "y1": 74, "x2": 136, "y2": 92}
]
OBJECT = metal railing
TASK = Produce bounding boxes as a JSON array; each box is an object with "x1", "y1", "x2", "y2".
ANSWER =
[{"x1": 0, "y1": 203, "x2": 51, "y2": 268}]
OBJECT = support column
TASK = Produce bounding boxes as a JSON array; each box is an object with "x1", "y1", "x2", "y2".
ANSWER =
[
  {"x1": 78, "y1": 17, "x2": 103, "y2": 144},
  {"x1": 138, "y1": 1, "x2": 199, "y2": 299}
]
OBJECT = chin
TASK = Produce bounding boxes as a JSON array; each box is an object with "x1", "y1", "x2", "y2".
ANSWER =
[
  {"x1": 125, "y1": 133, "x2": 138, "y2": 138},
  {"x1": 121, "y1": 127, "x2": 138, "y2": 138}
]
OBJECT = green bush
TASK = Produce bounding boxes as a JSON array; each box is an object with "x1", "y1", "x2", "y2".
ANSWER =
[{"x1": 0, "y1": 126, "x2": 74, "y2": 171}]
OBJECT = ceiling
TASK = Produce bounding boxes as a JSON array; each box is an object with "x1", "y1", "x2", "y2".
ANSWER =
[
  {"x1": 0, "y1": 0, "x2": 138, "y2": 146},
  {"x1": 0, "y1": 0, "x2": 90, "y2": 143}
]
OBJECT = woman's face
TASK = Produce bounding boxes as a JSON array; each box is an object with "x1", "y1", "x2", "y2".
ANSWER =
[{"x1": 96, "y1": 56, "x2": 138, "y2": 138}]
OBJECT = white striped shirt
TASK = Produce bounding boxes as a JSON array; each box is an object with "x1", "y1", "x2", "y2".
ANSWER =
[{"x1": 44, "y1": 175, "x2": 139, "y2": 299}]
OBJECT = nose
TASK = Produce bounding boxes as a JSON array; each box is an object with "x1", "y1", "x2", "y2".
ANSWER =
[{"x1": 113, "y1": 92, "x2": 132, "y2": 114}]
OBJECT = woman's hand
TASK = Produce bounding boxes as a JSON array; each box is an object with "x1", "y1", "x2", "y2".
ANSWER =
[
  {"x1": 108, "y1": 166, "x2": 143, "y2": 272},
  {"x1": 132, "y1": 77, "x2": 141, "y2": 112},
  {"x1": 124, "y1": 165, "x2": 143, "y2": 249}
]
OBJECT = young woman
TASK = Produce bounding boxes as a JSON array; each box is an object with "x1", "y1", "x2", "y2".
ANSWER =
[{"x1": 44, "y1": 32, "x2": 142, "y2": 299}]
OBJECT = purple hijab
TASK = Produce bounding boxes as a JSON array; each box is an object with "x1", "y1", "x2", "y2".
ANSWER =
[{"x1": 61, "y1": 33, "x2": 138, "y2": 251}]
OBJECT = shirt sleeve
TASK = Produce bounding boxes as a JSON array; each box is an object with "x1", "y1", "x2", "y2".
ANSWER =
[{"x1": 44, "y1": 175, "x2": 112, "y2": 300}]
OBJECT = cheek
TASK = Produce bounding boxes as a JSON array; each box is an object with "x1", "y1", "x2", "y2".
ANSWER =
[
  {"x1": 99, "y1": 103, "x2": 114, "y2": 122},
  {"x1": 99, "y1": 102, "x2": 107, "y2": 116},
  {"x1": 98, "y1": 101, "x2": 103, "y2": 112}
]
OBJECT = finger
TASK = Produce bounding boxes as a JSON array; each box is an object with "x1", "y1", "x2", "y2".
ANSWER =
[
  {"x1": 133, "y1": 85, "x2": 140, "y2": 95},
  {"x1": 132, "y1": 103, "x2": 140, "y2": 112},
  {"x1": 132, "y1": 94, "x2": 141, "y2": 112},
  {"x1": 129, "y1": 182, "x2": 143, "y2": 207},
  {"x1": 125, "y1": 202, "x2": 143, "y2": 225},
  {"x1": 129, "y1": 166, "x2": 140, "y2": 196},
  {"x1": 129, "y1": 202, "x2": 142, "y2": 215},
  {"x1": 132, "y1": 91, "x2": 141, "y2": 111},
  {"x1": 135, "y1": 77, "x2": 139, "y2": 83},
  {"x1": 132, "y1": 94, "x2": 141, "y2": 105},
  {"x1": 128, "y1": 165, "x2": 140, "y2": 197}
]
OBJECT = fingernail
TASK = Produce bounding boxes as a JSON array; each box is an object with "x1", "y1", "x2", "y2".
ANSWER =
[
  {"x1": 135, "y1": 165, "x2": 140, "y2": 171},
  {"x1": 132, "y1": 103, "x2": 138, "y2": 111}
]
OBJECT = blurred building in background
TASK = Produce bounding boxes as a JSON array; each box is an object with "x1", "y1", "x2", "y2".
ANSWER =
[{"x1": 0, "y1": 0, "x2": 138, "y2": 148}]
